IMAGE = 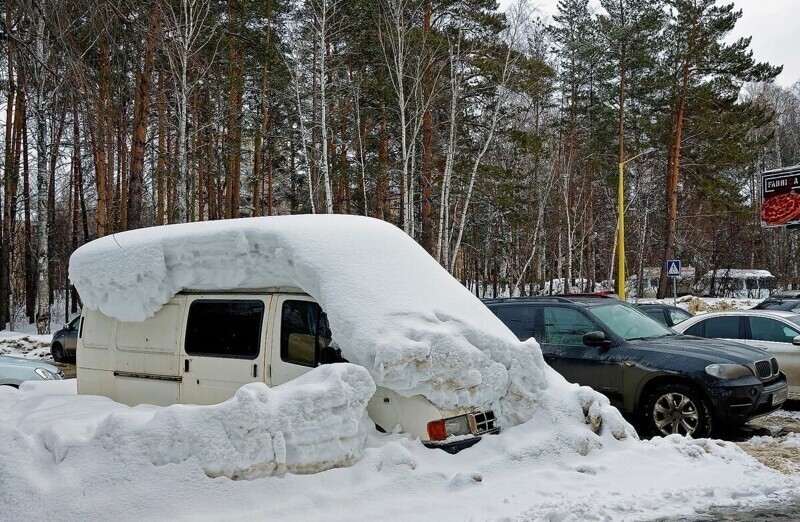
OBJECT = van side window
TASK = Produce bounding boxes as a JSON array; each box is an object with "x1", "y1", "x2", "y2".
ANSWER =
[
  {"x1": 281, "y1": 300, "x2": 332, "y2": 367},
  {"x1": 185, "y1": 300, "x2": 264, "y2": 359}
]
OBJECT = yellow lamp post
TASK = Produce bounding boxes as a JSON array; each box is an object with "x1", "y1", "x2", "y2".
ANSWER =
[{"x1": 617, "y1": 147, "x2": 656, "y2": 300}]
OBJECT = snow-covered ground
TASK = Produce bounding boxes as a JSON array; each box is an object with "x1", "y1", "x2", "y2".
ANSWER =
[
  {"x1": 1, "y1": 216, "x2": 797, "y2": 520},
  {"x1": 1, "y1": 378, "x2": 797, "y2": 521}
]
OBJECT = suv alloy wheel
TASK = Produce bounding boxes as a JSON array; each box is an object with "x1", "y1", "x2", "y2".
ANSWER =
[{"x1": 645, "y1": 383, "x2": 712, "y2": 437}]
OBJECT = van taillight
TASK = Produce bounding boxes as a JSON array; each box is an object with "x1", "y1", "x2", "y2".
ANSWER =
[{"x1": 426, "y1": 420, "x2": 447, "y2": 441}]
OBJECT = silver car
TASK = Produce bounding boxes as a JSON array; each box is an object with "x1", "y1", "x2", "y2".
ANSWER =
[
  {"x1": 675, "y1": 310, "x2": 800, "y2": 396},
  {"x1": 0, "y1": 356, "x2": 65, "y2": 387},
  {"x1": 51, "y1": 316, "x2": 80, "y2": 362}
]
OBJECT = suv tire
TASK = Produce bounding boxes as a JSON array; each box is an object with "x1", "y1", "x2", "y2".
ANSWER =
[
  {"x1": 645, "y1": 383, "x2": 712, "y2": 438},
  {"x1": 51, "y1": 343, "x2": 65, "y2": 363}
]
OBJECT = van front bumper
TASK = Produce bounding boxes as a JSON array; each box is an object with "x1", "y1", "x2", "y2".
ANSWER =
[{"x1": 423, "y1": 436, "x2": 483, "y2": 454}]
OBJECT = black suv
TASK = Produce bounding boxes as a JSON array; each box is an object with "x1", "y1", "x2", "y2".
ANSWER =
[
  {"x1": 752, "y1": 291, "x2": 800, "y2": 313},
  {"x1": 484, "y1": 296, "x2": 788, "y2": 437}
]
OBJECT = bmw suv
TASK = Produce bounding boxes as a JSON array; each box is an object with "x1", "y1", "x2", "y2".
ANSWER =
[{"x1": 484, "y1": 296, "x2": 788, "y2": 437}]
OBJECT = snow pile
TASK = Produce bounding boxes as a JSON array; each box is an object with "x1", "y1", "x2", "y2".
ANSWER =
[
  {"x1": 1, "y1": 380, "x2": 797, "y2": 521},
  {"x1": 69, "y1": 216, "x2": 555, "y2": 425},
  {"x1": 0, "y1": 332, "x2": 52, "y2": 359},
  {"x1": 1, "y1": 364, "x2": 374, "y2": 482}
]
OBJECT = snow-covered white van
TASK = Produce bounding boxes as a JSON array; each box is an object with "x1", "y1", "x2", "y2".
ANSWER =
[
  {"x1": 76, "y1": 288, "x2": 499, "y2": 452},
  {"x1": 69, "y1": 217, "x2": 542, "y2": 452}
]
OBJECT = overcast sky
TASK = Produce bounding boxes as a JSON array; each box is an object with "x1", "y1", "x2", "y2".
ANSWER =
[{"x1": 519, "y1": 0, "x2": 800, "y2": 87}]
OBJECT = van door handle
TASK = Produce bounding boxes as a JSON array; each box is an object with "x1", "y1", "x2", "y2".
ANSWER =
[
  {"x1": 253, "y1": 364, "x2": 258, "y2": 378},
  {"x1": 185, "y1": 359, "x2": 190, "y2": 372},
  {"x1": 624, "y1": 361, "x2": 635, "y2": 367}
]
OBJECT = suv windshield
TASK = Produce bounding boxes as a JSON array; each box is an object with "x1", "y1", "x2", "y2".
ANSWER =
[
  {"x1": 591, "y1": 303, "x2": 674, "y2": 341},
  {"x1": 756, "y1": 299, "x2": 800, "y2": 311}
]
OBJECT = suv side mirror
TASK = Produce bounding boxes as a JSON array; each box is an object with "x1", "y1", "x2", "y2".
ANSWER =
[
  {"x1": 63, "y1": 323, "x2": 70, "y2": 331},
  {"x1": 793, "y1": 335, "x2": 800, "y2": 347},
  {"x1": 583, "y1": 331, "x2": 612, "y2": 349}
]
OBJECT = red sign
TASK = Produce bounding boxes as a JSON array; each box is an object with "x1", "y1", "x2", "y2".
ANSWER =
[{"x1": 760, "y1": 166, "x2": 800, "y2": 228}]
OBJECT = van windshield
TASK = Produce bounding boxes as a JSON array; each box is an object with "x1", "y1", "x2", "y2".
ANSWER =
[{"x1": 591, "y1": 303, "x2": 674, "y2": 341}]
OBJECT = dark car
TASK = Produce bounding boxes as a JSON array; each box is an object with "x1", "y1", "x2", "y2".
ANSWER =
[
  {"x1": 636, "y1": 303, "x2": 693, "y2": 327},
  {"x1": 51, "y1": 316, "x2": 80, "y2": 362},
  {"x1": 752, "y1": 291, "x2": 800, "y2": 312},
  {"x1": 484, "y1": 296, "x2": 788, "y2": 438}
]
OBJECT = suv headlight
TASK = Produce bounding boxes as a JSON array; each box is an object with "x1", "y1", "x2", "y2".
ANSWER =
[
  {"x1": 705, "y1": 363, "x2": 753, "y2": 380},
  {"x1": 34, "y1": 368, "x2": 59, "y2": 380}
]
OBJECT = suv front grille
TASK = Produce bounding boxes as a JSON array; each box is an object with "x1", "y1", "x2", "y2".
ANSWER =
[
  {"x1": 470, "y1": 411, "x2": 497, "y2": 435},
  {"x1": 755, "y1": 358, "x2": 779, "y2": 380}
]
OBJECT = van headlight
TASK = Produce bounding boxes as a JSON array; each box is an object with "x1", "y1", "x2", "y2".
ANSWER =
[
  {"x1": 34, "y1": 368, "x2": 59, "y2": 380},
  {"x1": 705, "y1": 364, "x2": 753, "y2": 380}
]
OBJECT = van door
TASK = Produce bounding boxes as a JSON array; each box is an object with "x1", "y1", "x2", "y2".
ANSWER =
[
  {"x1": 269, "y1": 295, "x2": 331, "y2": 386},
  {"x1": 180, "y1": 296, "x2": 271, "y2": 405}
]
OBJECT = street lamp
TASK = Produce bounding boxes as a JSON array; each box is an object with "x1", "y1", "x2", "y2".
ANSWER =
[{"x1": 617, "y1": 147, "x2": 656, "y2": 300}]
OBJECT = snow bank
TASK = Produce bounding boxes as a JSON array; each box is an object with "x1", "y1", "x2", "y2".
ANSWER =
[
  {"x1": 1, "y1": 364, "x2": 374, "y2": 482},
  {"x1": 69, "y1": 216, "x2": 555, "y2": 424},
  {"x1": 1, "y1": 380, "x2": 796, "y2": 521}
]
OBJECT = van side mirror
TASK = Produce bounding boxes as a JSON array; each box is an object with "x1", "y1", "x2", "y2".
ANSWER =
[
  {"x1": 583, "y1": 331, "x2": 612, "y2": 349},
  {"x1": 793, "y1": 335, "x2": 800, "y2": 347}
]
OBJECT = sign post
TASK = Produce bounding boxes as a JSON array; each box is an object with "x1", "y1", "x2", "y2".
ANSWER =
[{"x1": 666, "y1": 259, "x2": 681, "y2": 306}]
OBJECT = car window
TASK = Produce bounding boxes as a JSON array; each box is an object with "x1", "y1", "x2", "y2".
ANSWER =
[
  {"x1": 281, "y1": 300, "x2": 332, "y2": 367},
  {"x1": 185, "y1": 300, "x2": 264, "y2": 359},
  {"x1": 645, "y1": 309, "x2": 667, "y2": 325},
  {"x1": 683, "y1": 321, "x2": 703, "y2": 336},
  {"x1": 748, "y1": 317, "x2": 800, "y2": 343},
  {"x1": 495, "y1": 306, "x2": 536, "y2": 341},
  {"x1": 591, "y1": 303, "x2": 673, "y2": 340},
  {"x1": 668, "y1": 308, "x2": 692, "y2": 325},
  {"x1": 69, "y1": 316, "x2": 81, "y2": 331},
  {"x1": 543, "y1": 307, "x2": 598, "y2": 346},
  {"x1": 704, "y1": 316, "x2": 741, "y2": 339}
]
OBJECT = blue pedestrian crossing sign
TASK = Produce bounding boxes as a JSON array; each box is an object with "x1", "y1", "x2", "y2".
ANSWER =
[{"x1": 666, "y1": 259, "x2": 681, "y2": 278}]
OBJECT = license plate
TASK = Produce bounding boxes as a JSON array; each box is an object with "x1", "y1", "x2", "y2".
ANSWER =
[{"x1": 772, "y1": 388, "x2": 788, "y2": 406}]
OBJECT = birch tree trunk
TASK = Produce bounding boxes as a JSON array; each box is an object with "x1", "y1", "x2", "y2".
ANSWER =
[{"x1": 34, "y1": 6, "x2": 50, "y2": 334}]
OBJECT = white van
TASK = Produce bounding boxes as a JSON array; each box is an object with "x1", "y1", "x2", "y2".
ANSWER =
[{"x1": 77, "y1": 288, "x2": 498, "y2": 452}]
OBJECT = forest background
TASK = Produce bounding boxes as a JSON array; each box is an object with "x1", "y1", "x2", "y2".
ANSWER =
[{"x1": 1, "y1": 0, "x2": 799, "y2": 333}]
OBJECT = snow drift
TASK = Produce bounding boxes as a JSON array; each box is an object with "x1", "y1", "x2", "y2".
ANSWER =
[
  {"x1": 2, "y1": 364, "x2": 375, "y2": 481},
  {"x1": 69, "y1": 215, "x2": 588, "y2": 429},
  {"x1": 1, "y1": 379, "x2": 796, "y2": 521}
]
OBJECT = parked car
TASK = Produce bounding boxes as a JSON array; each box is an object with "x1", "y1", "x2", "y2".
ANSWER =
[
  {"x1": 674, "y1": 310, "x2": 800, "y2": 397},
  {"x1": 0, "y1": 356, "x2": 65, "y2": 387},
  {"x1": 51, "y1": 316, "x2": 81, "y2": 362},
  {"x1": 484, "y1": 296, "x2": 788, "y2": 438},
  {"x1": 636, "y1": 303, "x2": 693, "y2": 327},
  {"x1": 752, "y1": 291, "x2": 800, "y2": 313}
]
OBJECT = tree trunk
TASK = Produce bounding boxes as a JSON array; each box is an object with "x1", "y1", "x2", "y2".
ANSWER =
[
  {"x1": 658, "y1": 13, "x2": 698, "y2": 299},
  {"x1": 420, "y1": 1, "x2": 433, "y2": 252},
  {"x1": 23, "y1": 96, "x2": 34, "y2": 324},
  {"x1": 128, "y1": 3, "x2": 159, "y2": 230},
  {"x1": 71, "y1": 105, "x2": 82, "y2": 314},
  {"x1": 0, "y1": 17, "x2": 15, "y2": 328},
  {"x1": 156, "y1": 72, "x2": 166, "y2": 225},
  {"x1": 34, "y1": 10, "x2": 50, "y2": 334}
]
